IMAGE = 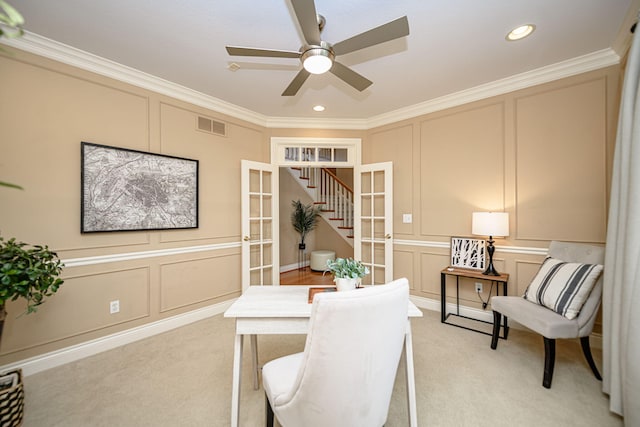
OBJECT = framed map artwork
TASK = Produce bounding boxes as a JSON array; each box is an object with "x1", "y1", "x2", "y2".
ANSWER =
[
  {"x1": 81, "y1": 142, "x2": 199, "y2": 232},
  {"x1": 450, "y1": 237, "x2": 486, "y2": 270}
]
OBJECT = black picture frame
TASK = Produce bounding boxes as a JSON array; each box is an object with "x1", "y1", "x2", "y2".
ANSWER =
[{"x1": 81, "y1": 142, "x2": 199, "y2": 233}]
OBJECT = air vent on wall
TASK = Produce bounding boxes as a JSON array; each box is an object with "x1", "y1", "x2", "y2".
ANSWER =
[{"x1": 197, "y1": 116, "x2": 226, "y2": 137}]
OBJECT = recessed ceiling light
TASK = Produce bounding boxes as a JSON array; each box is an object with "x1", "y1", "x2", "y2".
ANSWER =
[
  {"x1": 313, "y1": 105, "x2": 325, "y2": 112},
  {"x1": 506, "y1": 24, "x2": 536, "y2": 41}
]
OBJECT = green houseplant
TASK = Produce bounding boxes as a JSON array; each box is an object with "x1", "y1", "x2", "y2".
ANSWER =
[
  {"x1": 325, "y1": 257, "x2": 370, "y2": 291},
  {"x1": 0, "y1": 237, "x2": 64, "y2": 341},
  {"x1": 290, "y1": 199, "x2": 321, "y2": 250}
]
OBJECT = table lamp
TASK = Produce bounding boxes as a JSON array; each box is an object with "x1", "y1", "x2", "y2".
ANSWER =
[{"x1": 472, "y1": 212, "x2": 509, "y2": 276}]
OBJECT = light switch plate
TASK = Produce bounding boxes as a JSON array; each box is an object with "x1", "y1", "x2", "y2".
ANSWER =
[{"x1": 402, "y1": 214, "x2": 412, "y2": 224}]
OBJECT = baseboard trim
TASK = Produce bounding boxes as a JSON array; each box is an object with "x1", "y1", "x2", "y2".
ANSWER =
[
  {"x1": 280, "y1": 261, "x2": 309, "y2": 273},
  {"x1": 2, "y1": 295, "x2": 453, "y2": 376},
  {"x1": 0, "y1": 299, "x2": 235, "y2": 377},
  {"x1": 410, "y1": 294, "x2": 493, "y2": 323},
  {"x1": 4, "y1": 293, "x2": 602, "y2": 376}
]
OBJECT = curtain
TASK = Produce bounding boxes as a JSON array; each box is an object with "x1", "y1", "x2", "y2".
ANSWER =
[{"x1": 603, "y1": 13, "x2": 640, "y2": 425}]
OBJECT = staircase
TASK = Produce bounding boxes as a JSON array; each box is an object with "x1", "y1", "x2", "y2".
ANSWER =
[{"x1": 288, "y1": 167, "x2": 354, "y2": 247}]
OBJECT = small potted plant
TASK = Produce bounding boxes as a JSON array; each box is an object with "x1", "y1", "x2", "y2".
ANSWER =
[
  {"x1": 0, "y1": 236, "x2": 65, "y2": 341},
  {"x1": 325, "y1": 257, "x2": 370, "y2": 291}
]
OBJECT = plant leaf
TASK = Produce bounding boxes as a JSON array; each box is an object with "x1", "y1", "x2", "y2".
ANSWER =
[
  {"x1": 0, "y1": 181, "x2": 23, "y2": 190},
  {"x1": 0, "y1": 235, "x2": 64, "y2": 315},
  {"x1": 0, "y1": 1, "x2": 25, "y2": 26}
]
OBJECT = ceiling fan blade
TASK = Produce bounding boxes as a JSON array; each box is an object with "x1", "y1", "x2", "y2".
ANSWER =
[
  {"x1": 282, "y1": 69, "x2": 311, "y2": 96},
  {"x1": 329, "y1": 61, "x2": 372, "y2": 92},
  {"x1": 332, "y1": 16, "x2": 409, "y2": 56},
  {"x1": 291, "y1": 0, "x2": 321, "y2": 45},
  {"x1": 226, "y1": 46, "x2": 301, "y2": 58}
]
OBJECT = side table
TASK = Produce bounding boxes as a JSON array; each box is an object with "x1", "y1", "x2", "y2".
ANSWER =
[{"x1": 440, "y1": 267, "x2": 509, "y2": 338}]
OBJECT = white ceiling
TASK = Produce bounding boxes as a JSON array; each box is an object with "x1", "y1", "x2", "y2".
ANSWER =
[{"x1": 5, "y1": 0, "x2": 637, "y2": 124}]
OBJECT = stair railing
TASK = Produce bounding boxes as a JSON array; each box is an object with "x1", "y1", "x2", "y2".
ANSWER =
[
  {"x1": 295, "y1": 166, "x2": 354, "y2": 235},
  {"x1": 320, "y1": 168, "x2": 353, "y2": 230}
]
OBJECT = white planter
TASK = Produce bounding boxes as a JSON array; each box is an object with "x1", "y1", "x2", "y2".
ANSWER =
[{"x1": 334, "y1": 277, "x2": 359, "y2": 292}]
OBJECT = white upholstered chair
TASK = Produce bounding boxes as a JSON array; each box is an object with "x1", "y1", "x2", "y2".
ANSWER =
[
  {"x1": 490, "y1": 241, "x2": 604, "y2": 388},
  {"x1": 262, "y1": 278, "x2": 409, "y2": 427}
]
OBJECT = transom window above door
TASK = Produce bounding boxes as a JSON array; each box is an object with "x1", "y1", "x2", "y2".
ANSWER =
[
  {"x1": 271, "y1": 137, "x2": 360, "y2": 167},
  {"x1": 284, "y1": 146, "x2": 348, "y2": 163}
]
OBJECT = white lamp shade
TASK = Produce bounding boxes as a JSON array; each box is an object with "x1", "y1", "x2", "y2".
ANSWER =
[{"x1": 472, "y1": 212, "x2": 509, "y2": 237}]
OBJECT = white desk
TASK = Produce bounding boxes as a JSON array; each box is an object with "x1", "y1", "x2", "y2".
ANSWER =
[{"x1": 224, "y1": 285, "x2": 423, "y2": 427}]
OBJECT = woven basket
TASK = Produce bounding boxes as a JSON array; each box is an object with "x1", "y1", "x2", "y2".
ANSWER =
[{"x1": 0, "y1": 369, "x2": 23, "y2": 427}]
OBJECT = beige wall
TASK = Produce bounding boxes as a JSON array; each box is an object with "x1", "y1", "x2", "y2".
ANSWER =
[
  {"x1": 0, "y1": 48, "x2": 268, "y2": 364},
  {"x1": 365, "y1": 66, "x2": 619, "y2": 335},
  {"x1": 0, "y1": 44, "x2": 619, "y2": 364}
]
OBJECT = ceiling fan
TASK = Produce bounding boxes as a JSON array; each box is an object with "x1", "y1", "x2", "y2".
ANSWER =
[{"x1": 225, "y1": 0, "x2": 409, "y2": 96}]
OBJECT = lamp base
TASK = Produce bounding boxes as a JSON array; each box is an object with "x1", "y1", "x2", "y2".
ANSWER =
[
  {"x1": 482, "y1": 237, "x2": 500, "y2": 276},
  {"x1": 482, "y1": 263, "x2": 500, "y2": 276}
]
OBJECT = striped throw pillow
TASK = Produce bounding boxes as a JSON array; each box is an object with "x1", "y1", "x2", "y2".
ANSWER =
[{"x1": 524, "y1": 257, "x2": 603, "y2": 320}]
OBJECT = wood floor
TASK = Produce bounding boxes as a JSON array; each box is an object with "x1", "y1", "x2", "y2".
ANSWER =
[{"x1": 280, "y1": 267, "x2": 335, "y2": 286}]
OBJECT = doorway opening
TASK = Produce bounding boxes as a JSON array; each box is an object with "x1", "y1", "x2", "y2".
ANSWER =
[
  {"x1": 279, "y1": 166, "x2": 354, "y2": 285},
  {"x1": 241, "y1": 138, "x2": 393, "y2": 289}
]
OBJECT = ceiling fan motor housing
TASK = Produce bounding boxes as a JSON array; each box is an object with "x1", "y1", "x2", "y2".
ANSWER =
[{"x1": 301, "y1": 41, "x2": 335, "y2": 74}]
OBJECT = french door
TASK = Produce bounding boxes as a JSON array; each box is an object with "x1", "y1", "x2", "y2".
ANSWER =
[
  {"x1": 241, "y1": 160, "x2": 279, "y2": 290},
  {"x1": 354, "y1": 162, "x2": 393, "y2": 285},
  {"x1": 241, "y1": 139, "x2": 394, "y2": 289}
]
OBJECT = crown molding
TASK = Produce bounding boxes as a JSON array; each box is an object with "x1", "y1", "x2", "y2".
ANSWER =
[
  {"x1": 611, "y1": 0, "x2": 640, "y2": 57},
  {"x1": 266, "y1": 116, "x2": 368, "y2": 130},
  {"x1": 1, "y1": 32, "x2": 270, "y2": 127},
  {"x1": 366, "y1": 48, "x2": 620, "y2": 129},
  {"x1": 2, "y1": 33, "x2": 620, "y2": 131}
]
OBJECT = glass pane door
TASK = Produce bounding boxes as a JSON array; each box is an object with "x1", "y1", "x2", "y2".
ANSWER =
[
  {"x1": 354, "y1": 162, "x2": 393, "y2": 285},
  {"x1": 241, "y1": 160, "x2": 279, "y2": 289}
]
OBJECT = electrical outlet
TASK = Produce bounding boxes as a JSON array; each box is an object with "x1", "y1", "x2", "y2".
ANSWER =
[
  {"x1": 474, "y1": 282, "x2": 483, "y2": 293},
  {"x1": 109, "y1": 300, "x2": 120, "y2": 314}
]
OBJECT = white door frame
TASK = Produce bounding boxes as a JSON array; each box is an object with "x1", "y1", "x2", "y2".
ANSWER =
[{"x1": 240, "y1": 137, "x2": 394, "y2": 287}]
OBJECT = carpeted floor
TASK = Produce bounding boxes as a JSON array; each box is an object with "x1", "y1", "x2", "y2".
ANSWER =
[{"x1": 22, "y1": 309, "x2": 621, "y2": 426}]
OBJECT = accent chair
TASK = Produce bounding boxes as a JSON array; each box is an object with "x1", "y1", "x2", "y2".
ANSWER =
[{"x1": 490, "y1": 241, "x2": 604, "y2": 388}]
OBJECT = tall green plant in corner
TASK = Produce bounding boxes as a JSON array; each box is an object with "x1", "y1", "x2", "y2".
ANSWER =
[{"x1": 291, "y1": 199, "x2": 321, "y2": 250}]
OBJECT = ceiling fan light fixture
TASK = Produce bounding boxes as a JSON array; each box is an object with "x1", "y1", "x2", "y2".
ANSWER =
[
  {"x1": 302, "y1": 45, "x2": 334, "y2": 74},
  {"x1": 506, "y1": 24, "x2": 536, "y2": 41},
  {"x1": 225, "y1": 4, "x2": 410, "y2": 96}
]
